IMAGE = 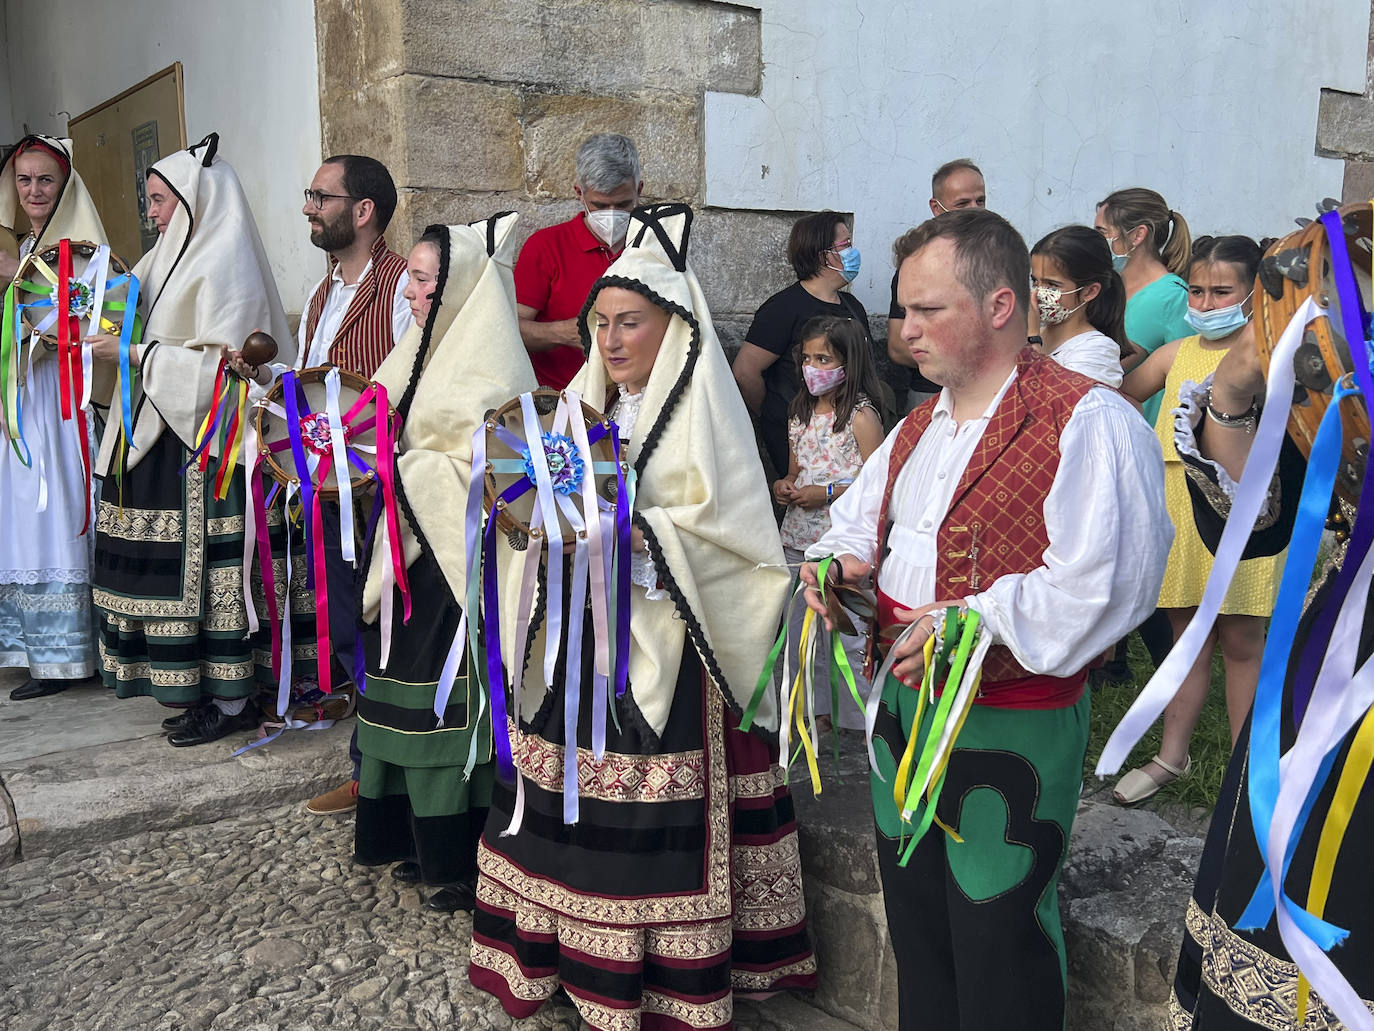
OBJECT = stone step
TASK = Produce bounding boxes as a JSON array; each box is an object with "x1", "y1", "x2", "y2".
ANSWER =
[{"x1": 0, "y1": 677, "x2": 352, "y2": 865}]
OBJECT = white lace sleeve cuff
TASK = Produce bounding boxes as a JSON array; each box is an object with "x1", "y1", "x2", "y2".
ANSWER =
[
  {"x1": 631, "y1": 549, "x2": 669, "y2": 601},
  {"x1": 1173, "y1": 375, "x2": 1242, "y2": 504}
]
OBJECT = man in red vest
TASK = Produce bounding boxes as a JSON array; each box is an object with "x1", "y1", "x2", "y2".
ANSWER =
[
  {"x1": 231, "y1": 155, "x2": 411, "y2": 818},
  {"x1": 514, "y1": 133, "x2": 640, "y2": 389},
  {"x1": 802, "y1": 209, "x2": 1172, "y2": 1030}
]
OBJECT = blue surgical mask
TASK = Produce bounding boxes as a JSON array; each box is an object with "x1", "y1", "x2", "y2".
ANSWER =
[
  {"x1": 1183, "y1": 292, "x2": 1253, "y2": 340},
  {"x1": 828, "y1": 245, "x2": 861, "y2": 282},
  {"x1": 1107, "y1": 235, "x2": 1131, "y2": 273}
]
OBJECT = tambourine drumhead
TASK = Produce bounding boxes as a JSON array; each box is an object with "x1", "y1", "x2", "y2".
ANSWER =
[
  {"x1": 1255, "y1": 203, "x2": 1372, "y2": 504},
  {"x1": 482, "y1": 388, "x2": 622, "y2": 541},
  {"x1": 254, "y1": 365, "x2": 383, "y2": 499},
  {"x1": 15, "y1": 240, "x2": 133, "y2": 344}
]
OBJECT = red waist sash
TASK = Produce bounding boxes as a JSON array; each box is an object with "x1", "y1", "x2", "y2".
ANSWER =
[{"x1": 875, "y1": 588, "x2": 1085, "y2": 710}]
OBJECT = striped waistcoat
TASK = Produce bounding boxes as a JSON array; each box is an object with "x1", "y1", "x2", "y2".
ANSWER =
[{"x1": 302, "y1": 234, "x2": 407, "y2": 378}]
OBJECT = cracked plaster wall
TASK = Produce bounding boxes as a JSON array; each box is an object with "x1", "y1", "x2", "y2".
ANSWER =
[{"x1": 707, "y1": 1, "x2": 1371, "y2": 310}]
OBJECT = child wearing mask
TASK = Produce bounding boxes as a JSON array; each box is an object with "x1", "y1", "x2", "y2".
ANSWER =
[
  {"x1": 1030, "y1": 225, "x2": 1130, "y2": 386},
  {"x1": 1116, "y1": 235, "x2": 1285, "y2": 805},
  {"x1": 773, "y1": 315, "x2": 884, "y2": 733}
]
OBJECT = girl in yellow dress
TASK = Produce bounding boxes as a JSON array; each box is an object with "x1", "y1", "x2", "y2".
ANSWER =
[{"x1": 1114, "y1": 235, "x2": 1284, "y2": 805}]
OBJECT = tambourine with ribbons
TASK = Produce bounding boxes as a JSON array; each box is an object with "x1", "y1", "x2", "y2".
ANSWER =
[
  {"x1": 2, "y1": 238, "x2": 141, "y2": 531},
  {"x1": 460, "y1": 388, "x2": 633, "y2": 825},
  {"x1": 1255, "y1": 202, "x2": 1372, "y2": 504},
  {"x1": 240, "y1": 355, "x2": 409, "y2": 720}
]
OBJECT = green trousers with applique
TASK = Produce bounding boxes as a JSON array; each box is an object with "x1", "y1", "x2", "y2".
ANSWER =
[{"x1": 871, "y1": 673, "x2": 1090, "y2": 1031}]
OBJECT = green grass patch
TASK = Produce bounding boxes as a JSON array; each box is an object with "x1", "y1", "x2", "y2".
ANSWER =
[{"x1": 1084, "y1": 634, "x2": 1233, "y2": 811}]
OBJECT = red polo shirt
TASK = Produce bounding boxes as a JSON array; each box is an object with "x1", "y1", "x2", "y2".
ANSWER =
[{"x1": 514, "y1": 213, "x2": 619, "y2": 389}]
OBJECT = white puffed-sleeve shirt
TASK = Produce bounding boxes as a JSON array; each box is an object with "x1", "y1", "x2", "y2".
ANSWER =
[{"x1": 809, "y1": 370, "x2": 1173, "y2": 678}]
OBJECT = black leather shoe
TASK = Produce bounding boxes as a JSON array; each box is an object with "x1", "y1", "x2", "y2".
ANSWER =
[
  {"x1": 161, "y1": 707, "x2": 200, "y2": 732},
  {"x1": 167, "y1": 703, "x2": 259, "y2": 747},
  {"x1": 9, "y1": 678, "x2": 72, "y2": 701},
  {"x1": 392, "y1": 861, "x2": 422, "y2": 885},
  {"x1": 425, "y1": 883, "x2": 476, "y2": 914}
]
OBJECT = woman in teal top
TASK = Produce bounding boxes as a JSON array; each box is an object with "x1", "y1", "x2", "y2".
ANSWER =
[{"x1": 1095, "y1": 187, "x2": 1193, "y2": 424}]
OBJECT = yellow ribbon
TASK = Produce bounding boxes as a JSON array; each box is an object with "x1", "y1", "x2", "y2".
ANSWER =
[
  {"x1": 1295, "y1": 704, "x2": 1374, "y2": 1021},
  {"x1": 790, "y1": 606, "x2": 824, "y2": 795},
  {"x1": 893, "y1": 634, "x2": 936, "y2": 811}
]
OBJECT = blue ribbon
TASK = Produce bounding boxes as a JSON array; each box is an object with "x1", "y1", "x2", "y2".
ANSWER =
[
  {"x1": 1289, "y1": 212, "x2": 1374, "y2": 719},
  {"x1": 117, "y1": 274, "x2": 140, "y2": 448},
  {"x1": 1237, "y1": 379, "x2": 1362, "y2": 945}
]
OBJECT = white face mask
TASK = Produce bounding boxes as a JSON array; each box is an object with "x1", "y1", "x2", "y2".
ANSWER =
[{"x1": 584, "y1": 206, "x2": 631, "y2": 250}]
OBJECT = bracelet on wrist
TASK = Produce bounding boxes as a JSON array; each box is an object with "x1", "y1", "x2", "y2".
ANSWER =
[{"x1": 1204, "y1": 385, "x2": 1260, "y2": 432}]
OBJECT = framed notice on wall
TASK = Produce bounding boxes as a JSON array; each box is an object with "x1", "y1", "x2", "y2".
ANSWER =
[{"x1": 69, "y1": 63, "x2": 187, "y2": 265}]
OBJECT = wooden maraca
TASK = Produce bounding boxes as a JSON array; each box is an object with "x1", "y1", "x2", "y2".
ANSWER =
[{"x1": 240, "y1": 330, "x2": 279, "y2": 368}]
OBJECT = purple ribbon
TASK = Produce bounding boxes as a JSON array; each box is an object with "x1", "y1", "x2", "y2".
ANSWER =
[
  {"x1": 482, "y1": 476, "x2": 533, "y2": 782},
  {"x1": 1292, "y1": 213, "x2": 1374, "y2": 723},
  {"x1": 609, "y1": 429, "x2": 632, "y2": 698},
  {"x1": 180, "y1": 377, "x2": 231, "y2": 474},
  {"x1": 281, "y1": 372, "x2": 316, "y2": 590}
]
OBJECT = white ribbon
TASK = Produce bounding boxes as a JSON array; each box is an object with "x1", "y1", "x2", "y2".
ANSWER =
[
  {"x1": 79, "y1": 244, "x2": 109, "y2": 411},
  {"x1": 1096, "y1": 298, "x2": 1320, "y2": 775},
  {"x1": 433, "y1": 608, "x2": 469, "y2": 729},
  {"x1": 520, "y1": 393, "x2": 564, "y2": 686},
  {"x1": 1261, "y1": 538, "x2": 1374, "y2": 1031}
]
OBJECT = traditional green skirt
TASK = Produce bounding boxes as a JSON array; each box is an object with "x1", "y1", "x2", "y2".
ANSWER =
[{"x1": 354, "y1": 548, "x2": 493, "y2": 887}]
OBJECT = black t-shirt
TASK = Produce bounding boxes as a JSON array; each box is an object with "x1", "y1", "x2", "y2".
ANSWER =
[
  {"x1": 888, "y1": 271, "x2": 940, "y2": 393},
  {"x1": 747, "y1": 281, "x2": 870, "y2": 476}
]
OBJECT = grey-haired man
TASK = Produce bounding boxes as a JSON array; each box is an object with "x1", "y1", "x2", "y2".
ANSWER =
[{"x1": 513, "y1": 132, "x2": 641, "y2": 390}]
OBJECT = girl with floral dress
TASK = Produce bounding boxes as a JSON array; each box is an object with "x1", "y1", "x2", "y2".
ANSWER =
[{"x1": 773, "y1": 315, "x2": 884, "y2": 732}]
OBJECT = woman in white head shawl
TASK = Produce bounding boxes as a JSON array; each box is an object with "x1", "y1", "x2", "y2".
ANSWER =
[
  {"x1": 469, "y1": 204, "x2": 816, "y2": 1029},
  {"x1": 351, "y1": 215, "x2": 537, "y2": 913},
  {"x1": 86, "y1": 133, "x2": 296, "y2": 747},
  {"x1": 0, "y1": 136, "x2": 109, "y2": 699}
]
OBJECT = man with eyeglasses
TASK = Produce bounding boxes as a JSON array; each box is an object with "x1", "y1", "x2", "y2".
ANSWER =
[
  {"x1": 887, "y1": 159, "x2": 988, "y2": 413},
  {"x1": 229, "y1": 155, "x2": 411, "y2": 819}
]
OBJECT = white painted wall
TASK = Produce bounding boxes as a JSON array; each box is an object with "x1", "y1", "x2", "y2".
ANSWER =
[
  {"x1": 706, "y1": 0, "x2": 1371, "y2": 311},
  {"x1": 4, "y1": 0, "x2": 323, "y2": 311},
  {"x1": 0, "y1": 2, "x2": 14, "y2": 143}
]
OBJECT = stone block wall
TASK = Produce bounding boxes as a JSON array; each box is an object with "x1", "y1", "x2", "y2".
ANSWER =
[
  {"x1": 313, "y1": 0, "x2": 798, "y2": 329},
  {"x1": 1319, "y1": 2, "x2": 1374, "y2": 202}
]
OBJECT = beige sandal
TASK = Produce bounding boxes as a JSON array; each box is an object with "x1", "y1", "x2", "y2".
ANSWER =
[{"x1": 1112, "y1": 754, "x2": 1192, "y2": 806}]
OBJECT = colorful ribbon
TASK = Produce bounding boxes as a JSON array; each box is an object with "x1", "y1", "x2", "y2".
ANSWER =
[
  {"x1": 3, "y1": 242, "x2": 142, "y2": 475},
  {"x1": 244, "y1": 373, "x2": 409, "y2": 700},
  {"x1": 464, "y1": 391, "x2": 632, "y2": 827},
  {"x1": 1095, "y1": 297, "x2": 1321, "y2": 776}
]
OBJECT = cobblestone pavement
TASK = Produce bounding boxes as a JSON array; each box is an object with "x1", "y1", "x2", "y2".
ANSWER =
[{"x1": 0, "y1": 803, "x2": 820, "y2": 1031}]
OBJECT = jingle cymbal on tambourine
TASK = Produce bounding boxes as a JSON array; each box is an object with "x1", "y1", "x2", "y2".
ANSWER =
[
  {"x1": 1253, "y1": 201, "x2": 1372, "y2": 505},
  {"x1": 240, "y1": 330, "x2": 278, "y2": 367}
]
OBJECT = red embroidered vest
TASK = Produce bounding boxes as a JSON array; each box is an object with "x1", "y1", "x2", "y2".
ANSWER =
[
  {"x1": 867, "y1": 348, "x2": 1098, "y2": 687},
  {"x1": 302, "y1": 234, "x2": 408, "y2": 379}
]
